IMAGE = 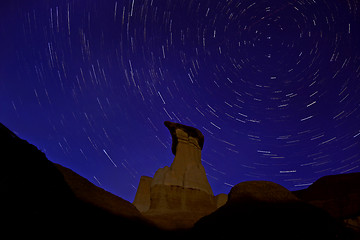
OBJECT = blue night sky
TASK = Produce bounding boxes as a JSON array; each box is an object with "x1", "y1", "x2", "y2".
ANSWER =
[{"x1": 1, "y1": 0, "x2": 359, "y2": 202}]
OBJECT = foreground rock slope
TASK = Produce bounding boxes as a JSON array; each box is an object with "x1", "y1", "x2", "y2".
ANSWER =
[
  {"x1": 193, "y1": 180, "x2": 356, "y2": 239},
  {"x1": 1, "y1": 122, "x2": 158, "y2": 238},
  {"x1": 293, "y1": 172, "x2": 360, "y2": 232}
]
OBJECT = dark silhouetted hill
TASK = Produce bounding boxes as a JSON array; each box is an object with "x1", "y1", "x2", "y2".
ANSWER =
[
  {"x1": 193, "y1": 181, "x2": 357, "y2": 239},
  {"x1": 1, "y1": 122, "x2": 159, "y2": 238},
  {"x1": 293, "y1": 172, "x2": 360, "y2": 233}
]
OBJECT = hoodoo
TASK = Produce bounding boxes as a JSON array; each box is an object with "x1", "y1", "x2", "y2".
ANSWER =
[
  {"x1": 133, "y1": 121, "x2": 223, "y2": 229},
  {"x1": 151, "y1": 121, "x2": 213, "y2": 195}
]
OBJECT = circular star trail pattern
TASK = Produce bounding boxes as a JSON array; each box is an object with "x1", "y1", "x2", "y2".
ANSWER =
[{"x1": 1, "y1": 0, "x2": 360, "y2": 201}]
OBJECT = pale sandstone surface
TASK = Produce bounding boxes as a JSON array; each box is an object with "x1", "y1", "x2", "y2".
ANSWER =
[
  {"x1": 215, "y1": 193, "x2": 228, "y2": 208},
  {"x1": 132, "y1": 176, "x2": 153, "y2": 212}
]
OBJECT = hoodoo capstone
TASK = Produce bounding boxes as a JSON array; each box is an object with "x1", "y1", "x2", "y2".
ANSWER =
[{"x1": 164, "y1": 121, "x2": 204, "y2": 155}]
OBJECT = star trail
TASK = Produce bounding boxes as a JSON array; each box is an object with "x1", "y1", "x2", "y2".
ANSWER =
[{"x1": 1, "y1": 0, "x2": 359, "y2": 201}]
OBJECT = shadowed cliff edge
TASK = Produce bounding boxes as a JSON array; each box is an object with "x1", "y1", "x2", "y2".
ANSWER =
[{"x1": 2, "y1": 121, "x2": 359, "y2": 239}]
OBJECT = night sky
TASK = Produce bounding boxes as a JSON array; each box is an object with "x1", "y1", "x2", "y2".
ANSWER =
[{"x1": 1, "y1": 0, "x2": 360, "y2": 202}]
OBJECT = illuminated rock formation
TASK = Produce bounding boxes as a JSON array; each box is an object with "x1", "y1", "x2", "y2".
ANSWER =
[
  {"x1": 133, "y1": 121, "x2": 217, "y2": 229},
  {"x1": 151, "y1": 121, "x2": 213, "y2": 195},
  {"x1": 132, "y1": 176, "x2": 152, "y2": 213},
  {"x1": 215, "y1": 193, "x2": 228, "y2": 208}
]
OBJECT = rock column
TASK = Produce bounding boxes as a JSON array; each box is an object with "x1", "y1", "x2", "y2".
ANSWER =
[{"x1": 133, "y1": 121, "x2": 218, "y2": 229}]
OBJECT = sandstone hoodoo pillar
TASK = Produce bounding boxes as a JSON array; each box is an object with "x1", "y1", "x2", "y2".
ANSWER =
[
  {"x1": 133, "y1": 121, "x2": 219, "y2": 229},
  {"x1": 151, "y1": 121, "x2": 213, "y2": 195}
]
